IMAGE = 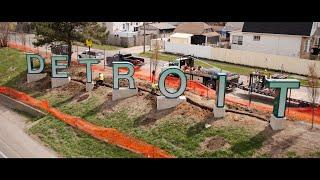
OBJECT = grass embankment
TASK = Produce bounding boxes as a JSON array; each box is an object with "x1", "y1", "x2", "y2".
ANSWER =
[
  {"x1": 139, "y1": 51, "x2": 318, "y2": 86},
  {"x1": 0, "y1": 47, "x2": 140, "y2": 157},
  {"x1": 0, "y1": 47, "x2": 267, "y2": 157},
  {"x1": 73, "y1": 42, "x2": 120, "y2": 51},
  {"x1": 2, "y1": 47, "x2": 319, "y2": 158}
]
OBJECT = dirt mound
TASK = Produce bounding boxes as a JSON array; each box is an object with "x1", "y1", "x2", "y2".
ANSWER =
[
  {"x1": 24, "y1": 75, "x2": 51, "y2": 91},
  {"x1": 77, "y1": 93, "x2": 90, "y2": 102},
  {"x1": 201, "y1": 136, "x2": 230, "y2": 151},
  {"x1": 174, "y1": 102, "x2": 212, "y2": 121}
]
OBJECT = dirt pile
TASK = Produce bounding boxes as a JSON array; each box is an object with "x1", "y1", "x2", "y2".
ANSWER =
[{"x1": 201, "y1": 136, "x2": 230, "y2": 152}]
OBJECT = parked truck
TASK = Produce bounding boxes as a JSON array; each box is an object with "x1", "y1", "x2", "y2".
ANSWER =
[{"x1": 106, "y1": 53, "x2": 145, "y2": 67}]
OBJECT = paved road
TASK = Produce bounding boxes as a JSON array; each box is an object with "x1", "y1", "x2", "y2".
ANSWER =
[{"x1": 0, "y1": 103, "x2": 58, "y2": 158}]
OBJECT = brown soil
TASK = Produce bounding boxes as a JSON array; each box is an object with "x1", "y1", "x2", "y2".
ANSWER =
[{"x1": 201, "y1": 136, "x2": 230, "y2": 152}]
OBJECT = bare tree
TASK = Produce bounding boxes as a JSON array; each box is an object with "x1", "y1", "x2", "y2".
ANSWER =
[
  {"x1": 0, "y1": 23, "x2": 11, "y2": 47},
  {"x1": 19, "y1": 32, "x2": 26, "y2": 46},
  {"x1": 307, "y1": 62, "x2": 319, "y2": 129},
  {"x1": 151, "y1": 41, "x2": 160, "y2": 83}
]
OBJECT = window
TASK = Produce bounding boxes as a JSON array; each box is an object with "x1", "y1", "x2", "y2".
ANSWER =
[
  {"x1": 314, "y1": 38, "x2": 319, "y2": 46},
  {"x1": 304, "y1": 40, "x2": 309, "y2": 52},
  {"x1": 253, "y1": 35, "x2": 260, "y2": 41},
  {"x1": 232, "y1": 35, "x2": 243, "y2": 45},
  {"x1": 136, "y1": 23, "x2": 138, "y2": 25},
  {"x1": 134, "y1": 27, "x2": 138, "y2": 32},
  {"x1": 123, "y1": 24, "x2": 125, "y2": 29}
]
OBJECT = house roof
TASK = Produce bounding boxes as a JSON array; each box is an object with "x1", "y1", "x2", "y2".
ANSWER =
[
  {"x1": 211, "y1": 26, "x2": 224, "y2": 32},
  {"x1": 174, "y1": 22, "x2": 212, "y2": 35},
  {"x1": 170, "y1": 33, "x2": 193, "y2": 38},
  {"x1": 313, "y1": 27, "x2": 320, "y2": 37},
  {"x1": 222, "y1": 22, "x2": 244, "y2": 32},
  {"x1": 202, "y1": 31, "x2": 220, "y2": 37},
  {"x1": 149, "y1": 23, "x2": 176, "y2": 30},
  {"x1": 242, "y1": 22, "x2": 313, "y2": 36}
]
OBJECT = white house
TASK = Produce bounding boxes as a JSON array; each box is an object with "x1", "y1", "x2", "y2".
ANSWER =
[
  {"x1": 230, "y1": 22, "x2": 320, "y2": 58},
  {"x1": 103, "y1": 22, "x2": 144, "y2": 37},
  {"x1": 169, "y1": 33, "x2": 193, "y2": 44}
]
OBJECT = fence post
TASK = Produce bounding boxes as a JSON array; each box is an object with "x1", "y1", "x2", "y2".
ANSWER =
[{"x1": 104, "y1": 49, "x2": 106, "y2": 69}]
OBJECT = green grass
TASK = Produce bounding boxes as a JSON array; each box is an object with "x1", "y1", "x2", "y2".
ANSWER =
[
  {"x1": 28, "y1": 115, "x2": 141, "y2": 158},
  {"x1": 73, "y1": 42, "x2": 120, "y2": 51},
  {"x1": 286, "y1": 151, "x2": 299, "y2": 158},
  {"x1": 24, "y1": 80, "x2": 267, "y2": 157},
  {"x1": 82, "y1": 108, "x2": 266, "y2": 158},
  {"x1": 139, "y1": 51, "x2": 180, "y2": 62},
  {"x1": 28, "y1": 88, "x2": 142, "y2": 158},
  {"x1": 0, "y1": 47, "x2": 141, "y2": 158},
  {"x1": 0, "y1": 47, "x2": 27, "y2": 86}
]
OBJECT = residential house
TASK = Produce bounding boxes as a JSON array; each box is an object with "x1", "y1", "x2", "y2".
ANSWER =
[
  {"x1": 138, "y1": 22, "x2": 176, "y2": 38},
  {"x1": 173, "y1": 22, "x2": 220, "y2": 45},
  {"x1": 169, "y1": 33, "x2": 193, "y2": 44},
  {"x1": 104, "y1": 22, "x2": 144, "y2": 37},
  {"x1": 230, "y1": 22, "x2": 320, "y2": 58},
  {"x1": 221, "y1": 22, "x2": 244, "y2": 40}
]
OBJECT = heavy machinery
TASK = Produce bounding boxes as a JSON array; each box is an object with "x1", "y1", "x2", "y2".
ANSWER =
[
  {"x1": 161, "y1": 55, "x2": 242, "y2": 90},
  {"x1": 238, "y1": 71, "x2": 315, "y2": 107},
  {"x1": 107, "y1": 53, "x2": 145, "y2": 67}
]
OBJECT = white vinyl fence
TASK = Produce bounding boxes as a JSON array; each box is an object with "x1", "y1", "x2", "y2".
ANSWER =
[
  {"x1": 165, "y1": 41, "x2": 213, "y2": 59},
  {"x1": 164, "y1": 41, "x2": 320, "y2": 76}
]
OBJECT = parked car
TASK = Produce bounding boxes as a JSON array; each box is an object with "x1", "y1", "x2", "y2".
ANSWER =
[{"x1": 78, "y1": 50, "x2": 105, "y2": 60}]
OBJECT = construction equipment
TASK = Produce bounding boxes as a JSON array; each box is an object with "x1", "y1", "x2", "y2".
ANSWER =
[
  {"x1": 237, "y1": 71, "x2": 316, "y2": 107},
  {"x1": 161, "y1": 55, "x2": 241, "y2": 90}
]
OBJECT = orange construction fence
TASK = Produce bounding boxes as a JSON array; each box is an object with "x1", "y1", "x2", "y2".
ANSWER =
[{"x1": 0, "y1": 86, "x2": 174, "y2": 158}]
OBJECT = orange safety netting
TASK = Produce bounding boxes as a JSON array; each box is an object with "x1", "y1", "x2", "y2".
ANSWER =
[{"x1": 0, "y1": 86, "x2": 174, "y2": 158}]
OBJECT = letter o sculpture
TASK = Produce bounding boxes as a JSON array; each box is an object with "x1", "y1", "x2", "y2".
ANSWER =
[{"x1": 158, "y1": 67, "x2": 187, "y2": 98}]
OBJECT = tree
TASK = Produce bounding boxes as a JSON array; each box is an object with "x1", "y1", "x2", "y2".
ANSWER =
[
  {"x1": 82, "y1": 22, "x2": 108, "y2": 45},
  {"x1": 307, "y1": 62, "x2": 319, "y2": 129},
  {"x1": 0, "y1": 22, "x2": 16, "y2": 47},
  {"x1": 32, "y1": 22, "x2": 88, "y2": 66},
  {"x1": 150, "y1": 41, "x2": 160, "y2": 83},
  {"x1": 32, "y1": 22, "x2": 108, "y2": 66}
]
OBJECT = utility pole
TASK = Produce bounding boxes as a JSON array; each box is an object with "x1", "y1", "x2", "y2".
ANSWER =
[{"x1": 143, "y1": 22, "x2": 146, "y2": 53}]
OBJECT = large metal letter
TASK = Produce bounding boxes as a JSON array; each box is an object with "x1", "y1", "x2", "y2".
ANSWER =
[
  {"x1": 51, "y1": 55, "x2": 69, "y2": 78},
  {"x1": 265, "y1": 79, "x2": 300, "y2": 118},
  {"x1": 112, "y1": 62, "x2": 136, "y2": 89},
  {"x1": 215, "y1": 73, "x2": 227, "y2": 108},
  {"x1": 26, "y1": 53, "x2": 45, "y2": 74},
  {"x1": 79, "y1": 58, "x2": 100, "y2": 83},
  {"x1": 158, "y1": 67, "x2": 187, "y2": 98}
]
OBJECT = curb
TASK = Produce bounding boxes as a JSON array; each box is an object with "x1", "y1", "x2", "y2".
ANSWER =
[{"x1": 0, "y1": 94, "x2": 46, "y2": 117}]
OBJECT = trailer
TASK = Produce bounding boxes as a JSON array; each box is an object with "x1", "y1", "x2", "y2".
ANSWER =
[{"x1": 161, "y1": 55, "x2": 241, "y2": 90}]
